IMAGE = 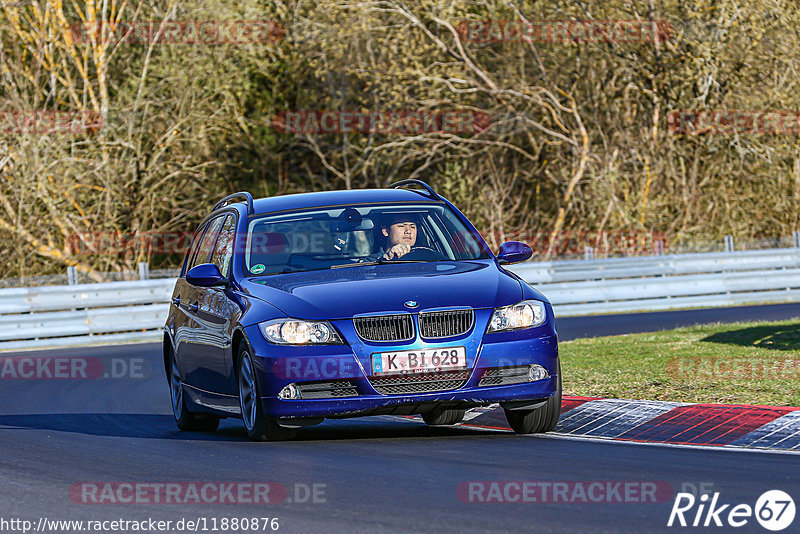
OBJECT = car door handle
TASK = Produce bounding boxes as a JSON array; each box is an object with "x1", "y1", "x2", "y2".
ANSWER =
[{"x1": 171, "y1": 297, "x2": 180, "y2": 306}]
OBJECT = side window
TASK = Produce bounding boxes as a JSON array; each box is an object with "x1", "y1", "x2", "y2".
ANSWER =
[
  {"x1": 190, "y1": 216, "x2": 225, "y2": 270},
  {"x1": 183, "y1": 222, "x2": 208, "y2": 276},
  {"x1": 440, "y1": 210, "x2": 484, "y2": 259},
  {"x1": 210, "y1": 215, "x2": 236, "y2": 276}
]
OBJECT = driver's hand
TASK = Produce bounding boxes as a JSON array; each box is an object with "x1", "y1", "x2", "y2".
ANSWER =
[{"x1": 383, "y1": 243, "x2": 411, "y2": 260}]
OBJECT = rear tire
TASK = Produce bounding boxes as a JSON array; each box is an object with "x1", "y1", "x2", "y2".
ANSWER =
[
  {"x1": 504, "y1": 362, "x2": 562, "y2": 434},
  {"x1": 237, "y1": 344, "x2": 297, "y2": 442},
  {"x1": 422, "y1": 408, "x2": 466, "y2": 426},
  {"x1": 168, "y1": 348, "x2": 220, "y2": 432}
]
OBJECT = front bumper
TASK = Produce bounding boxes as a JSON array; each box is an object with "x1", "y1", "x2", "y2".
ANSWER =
[{"x1": 243, "y1": 316, "x2": 559, "y2": 420}]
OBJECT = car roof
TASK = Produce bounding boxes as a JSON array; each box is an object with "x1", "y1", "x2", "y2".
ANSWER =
[{"x1": 247, "y1": 188, "x2": 442, "y2": 216}]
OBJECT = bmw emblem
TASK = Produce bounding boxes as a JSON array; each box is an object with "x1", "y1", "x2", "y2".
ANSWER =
[{"x1": 404, "y1": 300, "x2": 419, "y2": 309}]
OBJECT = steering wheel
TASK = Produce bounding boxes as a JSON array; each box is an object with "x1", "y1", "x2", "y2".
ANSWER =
[{"x1": 399, "y1": 246, "x2": 447, "y2": 261}]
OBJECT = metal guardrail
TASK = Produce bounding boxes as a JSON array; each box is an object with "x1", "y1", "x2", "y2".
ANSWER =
[
  {"x1": 0, "y1": 279, "x2": 175, "y2": 350},
  {"x1": 510, "y1": 248, "x2": 800, "y2": 283},
  {"x1": 3, "y1": 248, "x2": 800, "y2": 350},
  {"x1": 509, "y1": 248, "x2": 800, "y2": 316}
]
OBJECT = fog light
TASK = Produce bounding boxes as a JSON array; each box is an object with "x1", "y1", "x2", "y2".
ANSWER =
[
  {"x1": 278, "y1": 384, "x2": 301, "y2": 400},
  {"x1": 528, "y1": 365, "x2": 549, "y2": 382}
]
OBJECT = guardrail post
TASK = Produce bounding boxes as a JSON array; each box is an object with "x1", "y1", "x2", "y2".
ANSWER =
[
  {"x1": 67, "y1": 266, "x2": 78, "y2": 285},
  {"x1": 138, "y1": 262, "x2": 150, "y2": 280},
  {"x1": 724, "y1": 235, "x2": 734, "y2": 252},
  {"x1": 794, "y1": 231, "x2": 800, "y2": 248},
  {"x1": 584, "y1": 246, "x2": 594, "y2": 260}
]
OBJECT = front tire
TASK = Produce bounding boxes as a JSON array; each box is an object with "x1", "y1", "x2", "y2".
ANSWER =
[
  {"x1": 422, "y1": 408, "x2": 466, "y2": 426},
  {"x1": 169, "y1": 349, "x2": 219, "y2": 432},
  {"x1": 237, "y1": 345, "x2": 296, "y2": 442},
  {"x1": 504, "y1": 362, "x2": 562, "y2": 434}
]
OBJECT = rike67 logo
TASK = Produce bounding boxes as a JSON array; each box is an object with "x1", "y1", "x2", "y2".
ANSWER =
[{"x1": 668, "y1": 490, "x2": 795, "y2": 531}]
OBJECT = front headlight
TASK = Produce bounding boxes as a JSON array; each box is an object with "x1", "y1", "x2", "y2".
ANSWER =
[
  {"x1": 259, "y1": 319, "x2": 343, "y2": 345},
  {"x1": 487, "y1": 300, "x2": 546, "y2": 332}
]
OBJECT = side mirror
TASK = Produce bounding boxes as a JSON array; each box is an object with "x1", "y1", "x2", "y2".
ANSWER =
[
  {"x1": 186, "y1": 263, "x2": 226, "y2": 287},
  {"x1": 496, "y1": 241, "x2": 532, "y2": 265}
]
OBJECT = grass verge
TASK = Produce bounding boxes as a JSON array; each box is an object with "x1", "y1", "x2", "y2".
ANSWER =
[{"x1": 560, "y1": 319, "x2": 800, "y2": 406}]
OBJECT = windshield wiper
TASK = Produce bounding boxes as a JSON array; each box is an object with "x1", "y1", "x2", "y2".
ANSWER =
[
  {"x1": 330, "y1": 261, "x2": 375, "y2": 269},
  {"x1": 329, "y1": 258, "x2": 426, "y2": 269}
]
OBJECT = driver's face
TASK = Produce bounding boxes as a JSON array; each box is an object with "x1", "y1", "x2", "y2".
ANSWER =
[{"x1": 383, "y1": 222, "x2": 417, "y2": 246}]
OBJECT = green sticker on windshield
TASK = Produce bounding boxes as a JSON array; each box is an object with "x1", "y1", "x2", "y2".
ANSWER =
[{"x1": 250, "y1": 264, "x2": 266, "y2": 274}]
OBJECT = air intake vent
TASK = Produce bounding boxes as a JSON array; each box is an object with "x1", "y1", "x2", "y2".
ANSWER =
[
  {"x1": 353, "y1": 314, "x2": 414, "y2": 342},
  {"x1": 296, "y1": 380, "x2": 359, "y2": 399},
  {"x1": 419, "y1": 309, "x2": 474, "y2": 339},
  {"x1": 368, "y1": 369, "x2": 471, "y2": 395},
  {"x1": 478, "y1": 366, "x2": 530, "y2": 387}
]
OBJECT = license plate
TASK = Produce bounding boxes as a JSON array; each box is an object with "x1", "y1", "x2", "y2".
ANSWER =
[{"x1": 372, "y1": 347, "x2": 467, "y2": 375}]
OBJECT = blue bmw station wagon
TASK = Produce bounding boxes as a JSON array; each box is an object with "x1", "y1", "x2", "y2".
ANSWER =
[{"x1": 164, "y1": 180, "x2": 560, "y2": 440}]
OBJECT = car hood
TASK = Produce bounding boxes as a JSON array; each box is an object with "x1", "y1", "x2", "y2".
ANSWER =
[{"x1": 241, "y1": 260, "x2": 523, "y2": 320}]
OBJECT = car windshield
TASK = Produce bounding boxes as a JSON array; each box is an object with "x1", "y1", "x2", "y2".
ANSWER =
[{"x1": 243, "y1": 203, "x2": 490, "y2": 276}]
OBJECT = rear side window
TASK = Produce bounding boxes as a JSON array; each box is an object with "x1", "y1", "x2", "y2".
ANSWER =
[
  {"x1": 210, "y1": 215, "x2": 236, "y2": 276},
  {"x1": 182, "y1": 222, "x2": 208, "y2": 276},
  {"x1": 189, "y1": 216, "x2": 225, "y2": 270}
]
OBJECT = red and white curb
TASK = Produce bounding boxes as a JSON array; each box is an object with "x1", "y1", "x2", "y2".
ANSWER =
[{"x1": 441, "y1": 396, "x2": 800, "y2": 451}]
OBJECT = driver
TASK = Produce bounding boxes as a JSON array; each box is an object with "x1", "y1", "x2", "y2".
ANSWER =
[
  {"x1": 381, "y1": 214, "x2": 417, "y2": 260},
  {"x1": 361, "y1": 213, "x2": 418, "y2": 261}
]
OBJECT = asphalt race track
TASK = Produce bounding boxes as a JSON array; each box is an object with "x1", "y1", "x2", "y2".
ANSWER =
[
  {"x1": 2, "y1": 305, "x2": 800, "y2": 533},
  {"x1": 556, "y1": 302, "x2": 800, "y2": 341}
]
